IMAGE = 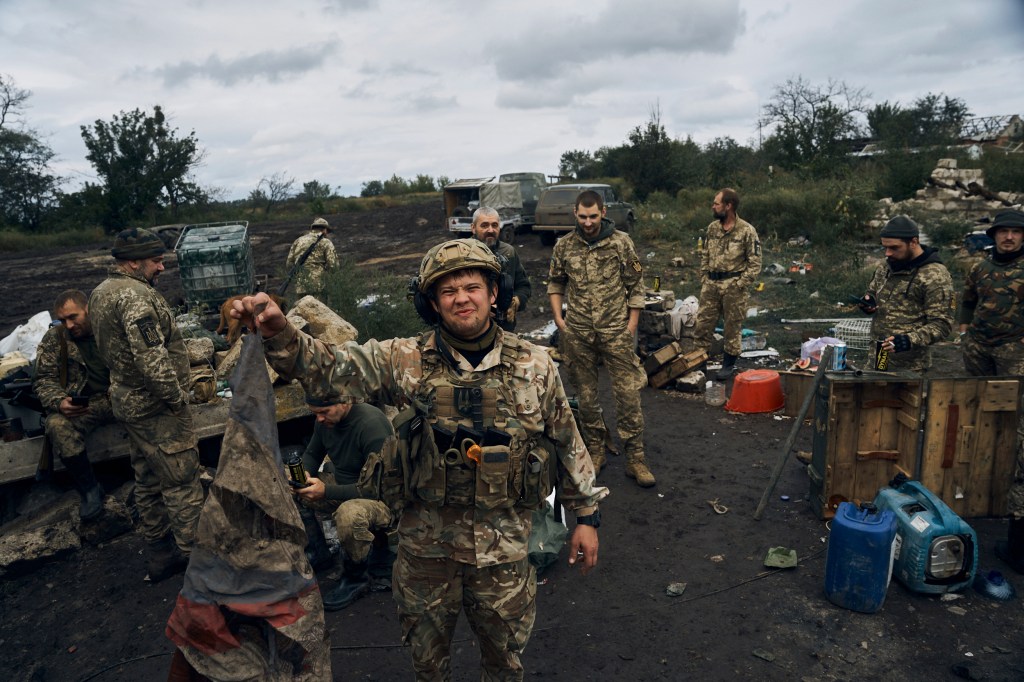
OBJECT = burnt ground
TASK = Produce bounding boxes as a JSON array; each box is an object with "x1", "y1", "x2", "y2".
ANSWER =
[{"x1": 1, "y1": 202, "x2": 1023, "y2": 681}]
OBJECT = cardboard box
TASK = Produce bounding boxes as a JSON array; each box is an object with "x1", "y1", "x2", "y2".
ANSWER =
[{"x1": 649, "y1": 349, "x2": 707, "y2": 389}]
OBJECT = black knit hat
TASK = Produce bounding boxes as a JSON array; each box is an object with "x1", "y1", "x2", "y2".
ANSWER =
[
  {"x1": 111, "y1": 228, "x2": 166, "y2": 260},
  {"x1": 986, "y1": 209, "x2": 1024, "y2": 238},
  {"x1": 304, "y1": 392, "x2": 344, "y2": 408},
  {"x1": 879, "y1": 215, "x2": 920, "y2": 239}
]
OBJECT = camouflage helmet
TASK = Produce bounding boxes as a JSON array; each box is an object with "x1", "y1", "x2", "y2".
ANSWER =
[
  {"x1": 111, "y1": 227, "x2": 166, "y2": 260},
  {"x1": 418, "y1": 238, "x2": 501, "y2": 293},
  {"x1": 310, "y1": 217, "x2": 330, "y2": 231}
]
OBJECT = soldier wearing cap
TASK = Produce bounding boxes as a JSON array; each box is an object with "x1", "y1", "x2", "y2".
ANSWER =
[
  {"x1": 858, "y1": 215, "x2": 955, "y2": 372},
  {"x1": 958, "y1": 209, "x2": 1024, "y2": 573},
  {"x1": 89, "y1": 228, "x2": 204, "y2": 582},
  {"x1": 285, "y1": 217, "x2": 339, "y2": 301},
  {"x1": 230, "y1": 238, "x2": 606, "y2": 680}
]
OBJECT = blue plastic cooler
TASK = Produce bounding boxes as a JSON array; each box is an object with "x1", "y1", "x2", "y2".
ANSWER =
[
  {"x1": 873, "y1": 478, "x2": 977, "y2": 594},
  {"x1": 824, "y1": 502, "x2": 897, "y2": 613}
]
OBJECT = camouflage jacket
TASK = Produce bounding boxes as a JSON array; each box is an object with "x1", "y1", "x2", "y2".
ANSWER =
[
  {"x1": 286, "y1": 232, "x2": 339, "y2": 296},
  {"x1": 265, "y1": 324, "x2": 608, "y2": 567},
  {"x1": 492, "y1": 240, "x2": 532, "y2": 309},
  {"x1": 959, "y1": 250, "x2": 1024, "y2": 346},
  {"x1": 33, "y1": 325, "x2": 110, "y2": 412},
  {"x1": 547, "y1": 221, "x2": 645, "y2": 337},
  {"x1": 867, "y1": 248, "x2": 955, "y2": 369},
  {"x1": 89, "y1": 268, "x2": 191, "y2": 420},
  {"x1": 700, "y1": 217, "x2": 762, "y2": 288}
]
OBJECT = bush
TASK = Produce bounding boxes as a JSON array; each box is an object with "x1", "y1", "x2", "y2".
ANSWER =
[
  {"x1": 320, "y1": 258, "x2": 426, "y2": 341},
  {"x1": 978, "y1": 150, "x2": 1024, "y2": 193},
  {"x1": 0, "y1": 226, "x2": 106, "y2": 252}
]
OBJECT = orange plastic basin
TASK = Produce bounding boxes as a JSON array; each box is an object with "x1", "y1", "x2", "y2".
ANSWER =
[{"x1": 725, "y1": 369, "x2": 785, "y2": 413}]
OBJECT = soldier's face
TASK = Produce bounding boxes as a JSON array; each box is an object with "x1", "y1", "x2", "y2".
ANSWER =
[
  {"x1": 309, "y1": 402, "x2": 352, "y2": 427},
  {"x1": 574, "y1": 203, "x2": 605, "y2": 238},
  {"x1": 56, "y1": 301, "x2": 91, "y2": 339},
  {"x1": 881, "y1": 237, "x2": 914, "y2": 263},
  {"x1": 471, "y1": 215, "x2": 501, "y2": 247},
  {"x1": 712, "y1": 193, "x2": 728, "y2": 221},
  {"x1": 431, "y1": 270, "x2": 496, "y2": 339},
  {"x1": 993, "y1": 227, "x2": 1024, "y2": 254},
  {"x1": 137, "y1": 256, "x2": 165, "y2": 284}
]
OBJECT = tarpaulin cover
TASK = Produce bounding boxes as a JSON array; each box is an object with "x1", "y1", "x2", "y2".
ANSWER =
[{"x1": 166, "y1": 333, "x2": 331, "y2": 681}]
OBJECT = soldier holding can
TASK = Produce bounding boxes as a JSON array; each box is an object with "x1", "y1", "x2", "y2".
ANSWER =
[{"x1": 857, "y1": 216, "x2": 955, "y2": 372}]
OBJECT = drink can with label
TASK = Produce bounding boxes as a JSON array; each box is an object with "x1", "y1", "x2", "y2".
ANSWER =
[
  {"x1": 652, "y1": 275, "x2": 661, "y2": 291},
  {"x1": 830, "y1": 341, "x2": 847, "y2": 371},
  {"x1": 874, "y1": 340, "x2": 890, "y2": 371}
]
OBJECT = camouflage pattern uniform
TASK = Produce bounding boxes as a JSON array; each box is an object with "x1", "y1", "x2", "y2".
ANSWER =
[
  {"x1": 90, "y1": 268, "x2": 204, "y2": 550},
  {"x1": 866, "y1": 248, "x2": 955, "y2": 372},
  {"x1": 959, "y1": 248, "x2": 1024, "y2": 516},
  {"x1": 286, "y1": 231, "x2": 339, "y2": 300},
  {"x1": 33, "y1": 324, "x2": 116, "y2": 466},
  {"x1": 694, "y1": 217, "x2": 762, "y2": 356},
  {"x1": 547, "y1": 220, "x2": 649, "y2": 472},
  {"x1": 264, "y1": 323, "x2": 607, "y2": 681},
  {"x1": 491, "y1": 240, "x2": 532, "y2": 332}
]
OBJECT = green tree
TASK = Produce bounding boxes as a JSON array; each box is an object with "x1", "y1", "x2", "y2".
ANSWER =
[
  {"x1": 869, "y1": 93, "x2": 971, "y2": 148},
  {"x1": 409, "y1": 174, "x2": 436, "y2": 193},
  {"x1": 299, "y1": 179, "x2": 333, "y2": 213},
  {"x1": 80, "y1": 105, "x2": 206, "y2": 231},
  {"x1": 253, "y1": 172, "x2": 294, "y2": 216},
  {"x1": 559, "y1": 149, "x2": 596, "y2": 179},
  {"x1": 0, "y1": 75, "x2": 63, "y2": 230},
  {"x1": 360, "y1": 179, "x2": 384, "y2": 197},
  {"x1": 760, "y1": 77, "x2": 867, "y2": 175},
  {"x1": 704, "y1": 136, "x2": 756, "y2": 189},
  {"x1": 620, "y1": 105, "x2": 680, "y2": 200},
  {"x1": 382, "y1": 174, "x2": 410, "y2": 195}
]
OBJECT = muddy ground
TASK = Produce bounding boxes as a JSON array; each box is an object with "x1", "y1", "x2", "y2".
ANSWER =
[{"x1": 1, "y1": 202, "x2": 1022, "y2": 681}]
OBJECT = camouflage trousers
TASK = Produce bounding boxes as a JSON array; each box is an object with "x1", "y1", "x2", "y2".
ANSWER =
[
  {"x1": 123, "y1": 407, "x2": 204, "y2": 551},
  {"x1": 562, "y1": 325, "x2": 646, "y2": 460},
  {"x1": 43, "y1": 396, "x2": 116, "y2": 463},
  {"x1": 300, "y1": 483, "x2": 392, "y2": 564},
  {"x1": 694, "y1": 279, "x2": 748, "y2": 356},
  {"x1": 393, "y1": 548, "x2": 536, "y2": 681}
]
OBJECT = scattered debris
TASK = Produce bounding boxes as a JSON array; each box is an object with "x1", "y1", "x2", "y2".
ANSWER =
[
  {"x1": 665, "y1": 582, "x2": 688, "y2": 597},
  {"x1": 707, "y1": 499, "x2": 729, "y2": 515},
  {"x1": 946, "y1": 606, "x2": 967, "y2": 616},
  {"x1": 710, "y1": 554, "x2": 725, "y2": 563},
  {"x1": 752, "y1": 648, "x2": 776, "y2": 662},
  {"x1": 763, "y1": 546, "x2": 798, "y2": 569}
]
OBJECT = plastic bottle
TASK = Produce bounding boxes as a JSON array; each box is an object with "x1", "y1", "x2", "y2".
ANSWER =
[
  {"x1": 697, "y1": 236, "x2": 704, "y2": 253},
  {"x1": 704, "y1": 380, "x2": 725, "y2": 407}
]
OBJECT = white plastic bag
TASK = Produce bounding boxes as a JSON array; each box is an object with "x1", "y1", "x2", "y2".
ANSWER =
[
  {"x1": 0, "y1": 310, "x2": 53, "y2": 361},
  {"x1": 801, "y1": 336, "x2": 843, "y2": 365}
]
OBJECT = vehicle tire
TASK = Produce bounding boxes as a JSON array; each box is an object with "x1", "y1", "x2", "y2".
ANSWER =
[
  {"x1": 625, "y1": 213, "x2": 636, "y2": 232},
  {"x1": 539, "y1": 231, "x2": 557, "y2": 246}
]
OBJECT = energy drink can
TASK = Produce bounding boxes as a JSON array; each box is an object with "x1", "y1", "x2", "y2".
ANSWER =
[
  {"x1": 874, "y1": 339, "x2": 890, "y2": 371},
  {"x1": 652, "y1": 275, "x2": 661, "y2": 291},
  {"x1": 285, "y1": 451, "x2": 307, "y2": 486},
  {"x1": 830, "y1": 341, "x2": 847, "y2": 371}
]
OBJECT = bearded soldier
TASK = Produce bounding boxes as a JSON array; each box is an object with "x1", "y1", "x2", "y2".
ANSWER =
[{"x1": 231, "y1": 238, "x2": 606, "y2": 681}]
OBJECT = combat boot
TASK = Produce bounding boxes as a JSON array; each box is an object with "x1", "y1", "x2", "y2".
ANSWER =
[
  {"x1": 62, "y1": 455, "x2": 104, "y2": 521},
  {"x1": 716, "y1": 353, "x2": 738, "y2": 381},
  {"x1": 367, "y1": 536, "x2": 396, "y2": 592},
  {"x1": 298, "y1": 506, "x2": 334, "y2": 572},
  {"x1": 146, "y1": 533, "x2": 188, "y2": 583},
  {"x1": 322, "y1": 559, "x2": 370, "y2": 611},
  {"x1": 995, "y1": 517, "x2": 1024, "y2": 574},
  {"x1": 625, "y1": 456, "x2": 656, "y2": 488}
]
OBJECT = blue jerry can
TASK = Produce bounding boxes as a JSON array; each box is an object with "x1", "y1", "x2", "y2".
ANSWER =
[
  {"x1": 873, "y1": 478, "x2": 978, "y2": 594},
  {"x1": 824, "y1": 502, "x2": 897, "y2": 613}
]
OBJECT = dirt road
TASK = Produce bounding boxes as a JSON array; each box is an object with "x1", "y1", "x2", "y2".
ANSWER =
[{"x1": 1, "y1": 203, "x2": 1021, "y2": 681}]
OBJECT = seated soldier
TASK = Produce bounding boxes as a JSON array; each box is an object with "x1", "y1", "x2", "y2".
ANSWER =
[
  {"x1": 290, "y1": 393, "x2": 396, "y2": 611},
  {"x1": 33, "y1": 290, "x2": 117, "y2": 520}
]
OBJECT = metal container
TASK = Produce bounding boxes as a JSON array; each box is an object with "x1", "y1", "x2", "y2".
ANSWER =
[
  {"x1": 176, "y1": 221, "x2": 255, "y2": 312},
  {"x1": 829, "y1": 341, "x2": 847, "y2": 371}
]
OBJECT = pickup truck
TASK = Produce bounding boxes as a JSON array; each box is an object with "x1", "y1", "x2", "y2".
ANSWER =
[
  {"x1": 442, "y1": 178, "x2": 523, "y2": 244},
  {"x1": 533, "y1": 183, "x2": 636, "y2": 245}
]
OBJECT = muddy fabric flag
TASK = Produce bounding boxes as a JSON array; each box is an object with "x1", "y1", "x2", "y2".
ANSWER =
[{"x1": 166, "y1": 334, "x2": 331, "y2": 680}]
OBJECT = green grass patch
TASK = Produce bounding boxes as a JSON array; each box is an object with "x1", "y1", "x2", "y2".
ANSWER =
[
  {"x1": 319, "y1": 258, "x2": 427, "y2": 342},
  {"x1": 0, "y1": 227, "x2": 106, "y2": 253}
]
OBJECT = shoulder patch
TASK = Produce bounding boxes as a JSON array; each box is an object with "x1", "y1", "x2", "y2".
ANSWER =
[
  {"x1": 754, "y1": 239, "x2": 761, "y2": 256},
  {"x1": 631, "y1": 259, "x2": 642, "y2": 273},
  {"x1": 135, "y1": 316, "x2": 161, "y2": 348}
]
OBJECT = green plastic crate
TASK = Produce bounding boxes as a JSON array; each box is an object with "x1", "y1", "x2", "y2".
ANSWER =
[{"x1": 175, "y1": 221, "x2": 254, "y2": 311}]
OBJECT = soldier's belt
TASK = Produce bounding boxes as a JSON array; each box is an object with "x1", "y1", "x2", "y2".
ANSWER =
[{"x1": 707, "y1": 271, "x2": 742, "y2": 281}]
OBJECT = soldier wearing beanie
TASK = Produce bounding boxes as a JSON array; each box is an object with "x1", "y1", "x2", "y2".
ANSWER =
[
  {"x1": 89, "y1": 227, "x2": 204, "y2": 582},
  {"x1": 285, "y1": 217, "x2": 339, "y2": 301},
  {"x1": 957, "y1": 209, "x2": 1024, "y2": 573},
  {"x1": 857, "y1": 215, "x2": 955, "y2": 372}
]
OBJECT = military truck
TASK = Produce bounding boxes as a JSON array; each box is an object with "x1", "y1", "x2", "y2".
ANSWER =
[
  {"x1": 442, "y1": 178, "x2": 523, "y2": 244},
  {"x1": 497, "y1": 172, "x2": 548, "y2": 230}
]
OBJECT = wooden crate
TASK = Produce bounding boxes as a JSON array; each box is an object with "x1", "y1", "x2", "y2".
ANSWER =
[
  {"x1": 643, "y1": 340, "x2": 684, "y2": 375},
  {"x1": 648, "y1": 349, "x2": 707, "y2": 389},
  {"x1": 809, "y1": 374, "x2": 923, "y2": 519},
  {"x1": 919, "y1": 378, "x2": 1021, "y2": 518},
  {"x1": 777, "y1": 370, "x2": 817, "y2": 420}
]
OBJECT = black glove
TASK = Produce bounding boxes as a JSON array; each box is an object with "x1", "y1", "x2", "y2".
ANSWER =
[
  {"x1": 858, "y1": 294, "x2": 877, "y2": 315},
  {"x1": 891, "y1": 334, "x2": 912, "y2": 353}
]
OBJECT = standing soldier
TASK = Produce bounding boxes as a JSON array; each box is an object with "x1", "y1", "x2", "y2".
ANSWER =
[
  {"x1": 470, "y1": 206, "x2": 532, "y2": 331},
  {"x1": 694, "y1": 188, "x2": 762, "y2": 380},
  {"x1": 285, "y1": 217, "x2": 339, "y2": 301},
  {"x1": 957, "y1": 209, "x2": 1024, "y2": 573},
  {"x1": 33, "y1": 290, "x2": 116, "y2": 520},
  {"x1": 548, "y1": 189, "x2": 654, "y2": 486},
  {"x1": 858, "y1": 216, "x2": 955, "y2": 372},
  {"x1": 231, "y1": 238, "x2": 606, "y2": 680},
  {"x1": 89, "y1": 228, "x2": 204, "y2": 582}
]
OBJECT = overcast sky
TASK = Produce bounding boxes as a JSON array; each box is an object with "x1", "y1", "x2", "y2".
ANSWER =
[{"x1": 3, "y1": 0, "x2": 1023, "y2": 200}]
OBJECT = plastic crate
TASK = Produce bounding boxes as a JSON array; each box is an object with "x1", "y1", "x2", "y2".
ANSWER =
[
  {"x1": 175, "y1": 222, "x2": 254, "y2": 311},
  {"x1": 833, "y1": 318, "x2": 873, "y2": 351}
]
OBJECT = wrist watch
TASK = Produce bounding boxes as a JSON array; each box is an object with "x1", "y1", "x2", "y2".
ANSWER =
[{"x1": 576, "y1": 510, "x2": 601, "y2": 529}]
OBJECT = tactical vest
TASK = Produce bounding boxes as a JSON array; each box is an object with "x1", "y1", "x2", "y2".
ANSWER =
[{"x1": 367, "y1": 331, "x2": 555, "y2": 515}]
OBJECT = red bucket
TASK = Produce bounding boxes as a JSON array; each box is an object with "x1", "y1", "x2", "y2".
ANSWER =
[{"x1": 725, "y1": 370, "x2": 785, "y2": 413}]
